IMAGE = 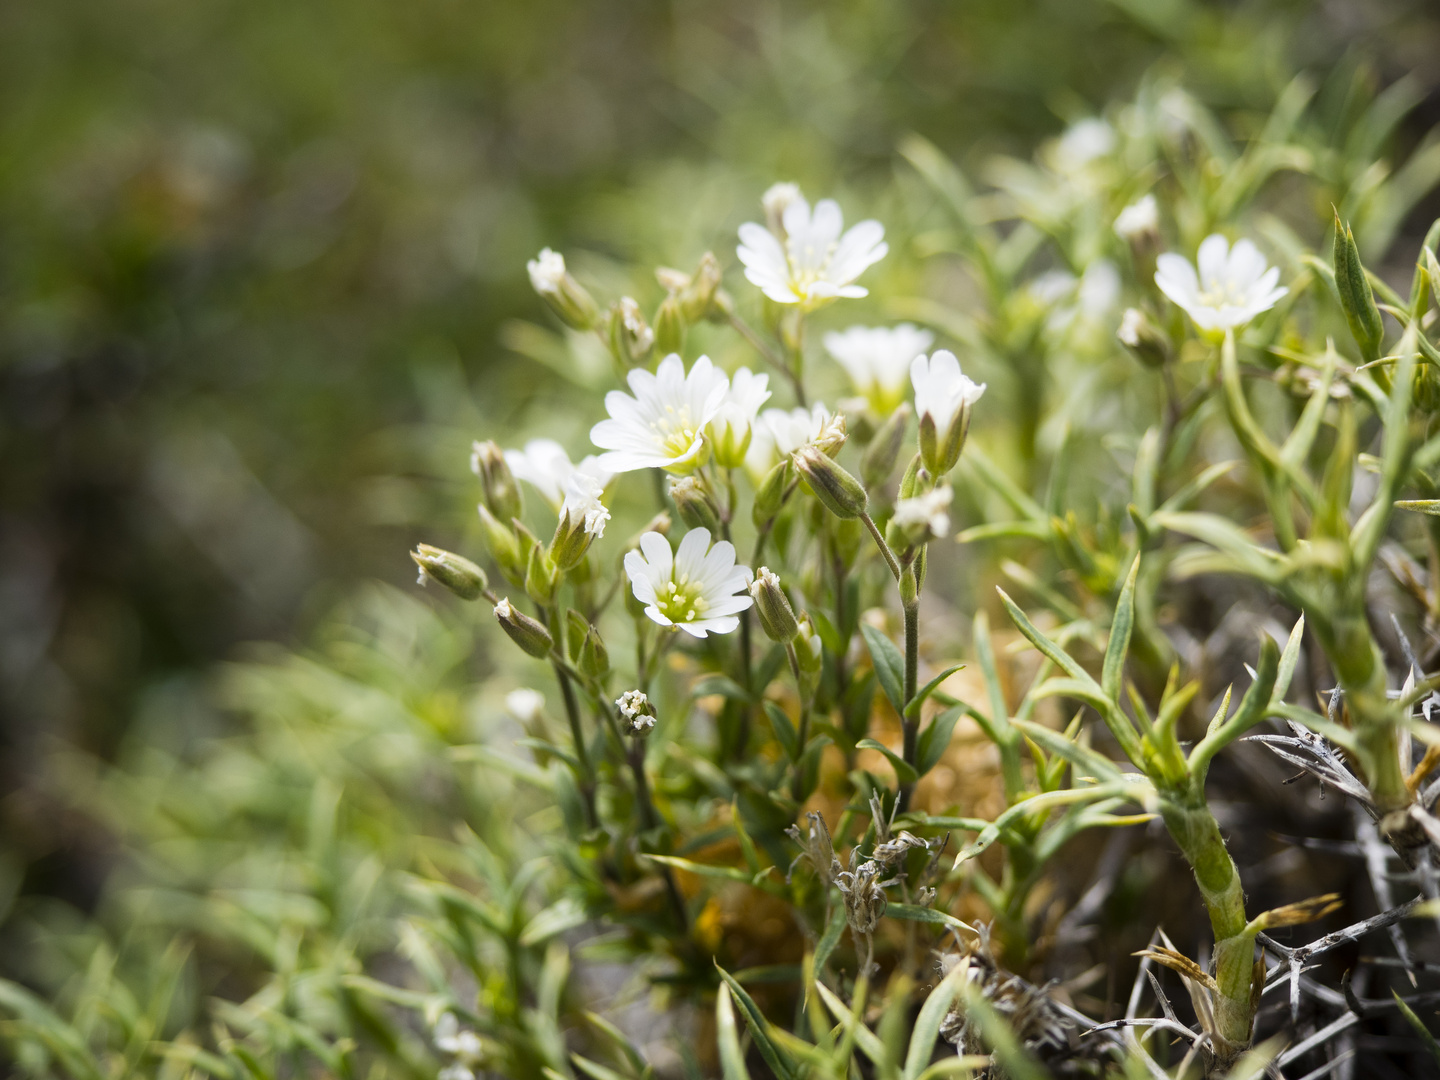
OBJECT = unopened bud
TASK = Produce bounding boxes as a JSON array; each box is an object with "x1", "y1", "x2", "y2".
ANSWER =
[
  {"x1": 763, "y1": 182, "x2": 802, "y2": 240},
  {"x1": 813, "y1": 412, "x2": 848, "y2": 457},
  {"x1": 477, "y1": 504, "x2": 525, "y2": 586},
  {"x1": 527, "y1": 248, "x2": 600, "y2": 330},
  {"x1": 1334, "y1": 212, "x2": 1384, "y2": 363},
  {"x1": 616, "y1": 689, "x2": 656, "y2": 736},
  {"x1": 579, "y1": 622, "x2": 609, "y2": 678},
  {"x1": 681, "y1": 252, "x2": 723, "y2": 322},
  {"x1": 749, "y1": 567, "x2": 800, "y2": 642},
  {"x1": 917, "y1": 401, "x2": 973, "y2": 478},
  {"x1": 794, "y1": 613, "x2": 823, "y2": 699},
  {"x1": 1117, "y1": 307, "x2": 1171, "y2": 369},
  {"x1": 525, "y1": 543, "x2": 560, "y2": 606},
  {"x1": 494, "y1": 597, "x2": 553, "y2": 658},
  {"x1": 653, "y1": 294, "x2": 686, "y2": 356},
  {"x1": 471, "y1": 440, "x2": 523, "y2": 523},
  {"x1": 795, "y1": 446, "x2": 867, "y2": 519},
  {"x1": 607, "y1": 297, "x2": 655, "y2": 367},
  {"x1": 670, "y1": 476, "x2": 722, "y2": 533},
  {"x1": 632, "y1": 511, "x2": 673, "y2": 547},
  {"x1": 861, "y1": 403, "x2": 911, "y2": 488},
  {"x1": 753, "y1": 459, "x2": 793, "y2": 528},
  {"x1": 411, "y1": 544, "x2": 488, "y2": 600},
  {"x1": 1114, "y1": 194, "x2": 1162, "y2": 277},
  {"x1": 709, "y1": 404, "x2": 753, "y2": 470}
]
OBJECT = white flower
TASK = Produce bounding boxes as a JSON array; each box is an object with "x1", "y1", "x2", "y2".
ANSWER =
[
  {"x1": 892, "y1": 485, "x2": 953, "y2": 541},
  {"x1": 1052, "y1": 118, "x2": 1116, "y2": 174},
  {"x1": 623, "y1": 528, "x2": 752, "y2": 637},
  {"x1": 1114, "y1": 194, "x2": 1159, "y2": 241},
  {"x1": 505, "y1": 688, "x2": 545, "y2": 724},
  {"x1": 910, "y1": 351, "x2": 985, "y2": 475},
  {"x1": 435, "y1": 1013, "x2": 484, "y2": 1064},
  {"x1": 1154, "y1": 234, "x2": 1288, "y2": 339},
  {"x1": 591, "y1": 354, "x2": 730, "y2": 474},
  {"x1": 708, "y1": 367, "x2": 771, "y2": 469},
  {"x1": 736, "y1": 192, "x2": 888, "y2": 310},
  {"x1": 526, "y1": 248, "x2": 566, "y2": 295},
  {"x1": 616, "y1": 689, "x2": 656, "y2": 734},
  {"x1": 823, "y1": 324, "x2": 934, "y2": 413},
  {"x1": 499, "y1": 439, "x2": 614, "y2": 508},
  {"x1": 559, "y1": 471, "x2": 609, "y2": 538},
  {"x1": 744, "y1": 403, "x2": 837, "y2": 477},
  {"x1": 438, "y1": 1067, "x2": 474, "y2": 1080},
  {"x1": 762, "y1": 182, "x2": 803, "y2": 236}
]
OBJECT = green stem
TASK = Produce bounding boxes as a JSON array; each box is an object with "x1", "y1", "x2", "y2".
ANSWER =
[
  {"x1": 860, "y1": 512, "x2": 902, "y2": 581},
  {"x1": 899, "y1": 600, "x2": 920, "y2": 812},
  {"x1": 552, "y1": 659, "x2": 598, "y2": 830}
]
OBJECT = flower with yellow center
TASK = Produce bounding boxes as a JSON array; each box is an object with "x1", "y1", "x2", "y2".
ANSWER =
[
  {"x1": 623, "y1": 527, "x2": 753, "y2": 638},
  {"x1": 1155, "y1": 234, "x2": 1287, "y2": 340},
  {"x1": 736, "y1": 189, "x2": 887, "y2": 311},
  {"x1": 591, "y1": 354, "x2": 730, "y2": 474}
]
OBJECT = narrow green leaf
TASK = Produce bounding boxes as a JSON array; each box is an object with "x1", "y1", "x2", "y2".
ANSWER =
[
  {"x1": 764, "y1": 700, "x2": 798, "y2": 760},
  {"x1": 916, "y1": 706, "x2": 963, "y2": 776},
  {"x1": 1274, "y1": 614, "x2": 1305, "y2": 701},
  {"x1": 714, "y1": 963, "x2": 796, "y2": 1080},
  {"x1": 1102, "y1": 555, "x2": 1140, "y2": 703},
  {"x1": 887, "y1": 904, "x2": 973, "y2": 934},
  {"x1": 520, "y1": 896, "x2": 587, "y2": 947},
  {"x1": 905, "y1": 666, "x2": 965, "y2": 721},
  {"x1": 856, "y1": 738, "x2": 919, "y2": 785},
  {"x1": 814, "y1": 901, "x2": 847, "y2": 975},
  {"x1": 715, "y1": 985, "x2": 750, "y2": 1080},
  {"x1": 903, "y1": 963, "x2": 966, "y2": 1080},
  {"x1": 572, "y1": 1053, "x2": 632, "y2": 1080},
  {"x1": 995, "y1": 589, "x2": 1095, "y2": 688},
  {"x1": 1395, "y1": 990, "x2": 1440, "y2": 1066},
  {"x1": 861, "y1": 624, "x2": 906, "y2": 717},
  {"x1": 813, "y1": 980, "x2": 886, "y2": 1066},
  {"x1": 1395, "y1": 500, "x2": 1440, "y2": 516},
  {"x1": 644, "y1": 855, "x2": 756, "y2": 886}
]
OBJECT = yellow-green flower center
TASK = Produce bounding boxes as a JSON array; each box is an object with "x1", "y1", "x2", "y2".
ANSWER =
[
  {"x1": 1195, "y1": 279, "x2": 1249, "y2": 308},
  {"x1": 656, "y1": 576, "x2": 709, "y2": 624},
  {"x1": 650, "y1": 404, "x2": 702, "y2": 459}
]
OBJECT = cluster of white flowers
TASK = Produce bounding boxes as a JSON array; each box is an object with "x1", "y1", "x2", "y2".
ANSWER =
[
  {"x1": 892, "y1": 485, "x2": 954, "y2": 541},
  {"x1": 616, "y1": 689, "x2": 656, "y2": 734},
  {"x1": 434, "y1": 1014, "x2": 484, "y2": 1080}
]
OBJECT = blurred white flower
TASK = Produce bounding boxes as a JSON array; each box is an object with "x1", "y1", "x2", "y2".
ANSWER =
[
  {"x1": 745, "y1": 403, "x2": 837, "y2": 476},
  {"x1": 624, "y1": 528, "x2": 752, "y2": 637},
  {"x1": 1155, "y1": 234, "x2": 1288, "y2": 339},
  {"x1": 498, "y1": 439, "x2": 614, "y2": 508},
  {"x1": 762, "y1": 182, "x2": 803, "y2": 237},
  {"x1": 591, "y1": 354, "x2": 730, "y2": 474},
  {"x1": 823, "y1": 324, "x2": 934, "y2": 413},
  {"x1": 737, "y1": 191, "x2": 888, "y2": 310},
  {"x1": 526, "y1": 248, "x2": 566, "y2": 295},
  {"x1": 1114, "y1": 194, "x2": 1159, "y2": 241},
  {"x1": 438, "y1": 1067, "x2": 474, "y2": 1080},
  {"x1": 892, "y1": 485, "x2": 953, "y2": 542},
  {"x1": 911, "y1": 351, "x2": 985, "y2": 475},
  {"x1": 559, "y1": 472, "x2": 610, "y2": 538},
  {"x1": 434, "y1": 1013, "x2": 484, "y2": 1064},
  {"x1": 504, "y1": 688, "x2": 545, "y2": 723},
  {"x1": 1053, "y1": 118, "x2": 1116, "y2": 174},
  {"x1": 708, "y1": 367, "x2": 771, "y2": 469},
  {"x1": 1027, "y1": 270, "x2": 1077, "y2": 306}
]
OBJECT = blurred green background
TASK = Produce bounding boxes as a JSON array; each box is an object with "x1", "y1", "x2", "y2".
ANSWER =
[{"x1": 2, "y1": 0, "x2": 1438, "y2": 916}]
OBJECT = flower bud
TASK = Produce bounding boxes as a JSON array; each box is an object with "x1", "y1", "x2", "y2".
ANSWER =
[
  {"x1": 631, "y1": 511, "x2": 673, "y2": 548},
  {"x1": 653, "y1": 293, "x2": 686, "y2": 356},
  {"x1": 762, "y1": 182, "x2": 802, "y2": 240},
  {"x1": 795, "y1": 446, "x2": 867, "y2": 519},
  {"x1": 525, "y1": 543, "x2": 560, "y2": 606},
  {"x1": 1334, "y1": 212, "x2": 1384, "y2": 363},
  {"x1": 527, "y1": 248, "x2": 599, "y2": 331},
  {"x1": 548, "y1": 474, "x2": 609, "y2": 570},
  {"x1": 606, "y1": 297, "x2": 655, "y2": 367},
  {"x1": 1114, "y1": 194, "x2": 1162, "y2": 277},
  {"x1": 861, "y1": 403, "x2": 911, "y2": 488},
  {"x1": 669, "y1": 476, "x2": 722, "y2": 534},
  {"x1": 616, "y1": 689, "x2": 656, "y2": 736},
  {"x1": 749, "y1": 566, "x2": 800, "y2": 643},
  {"x1": 794, "y1": 613, "x2": 823, "y2": 700},
  {"x1": 494, "y1": 597, "x2": 554, "y2": 658},
  {"x1": 708, "y1": 404, "x2": 753, "y2": 470},
  {"x1": 1116, "y1": 307, "x2": 1171, "y2": 369},
  {"x1": 680, "y1": 252, "x2": 723, "y2": 322},
  {"x1": 477, "y1": 504, "x2": 525, "y2": 586},
  {"x1": 471, "y1": 440, "x2": 523, "y2": 524},
  {"x1": 411, "y1": 544, "x2": 488, "y2": 600},
  {"x1": 813, "y1": 412, "x2": 848, "y2": 457},
  {"x1": 579, "y1": 622, "x2": 609, "y2": 679},
  {"x1": 752, "y1": 459, "x2": 792, "y2": 528}
]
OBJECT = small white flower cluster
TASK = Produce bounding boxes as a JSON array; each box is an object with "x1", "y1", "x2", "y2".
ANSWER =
[
  {"x1": 892, "y1": 484, "x2": 954, "y2": 542},
  {"x1": 434, "y1": 1013, "x2": 484, "y2": 1080},
  {"x1": 616, "y1": 689, "x2": 656, "y2": 734}
]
